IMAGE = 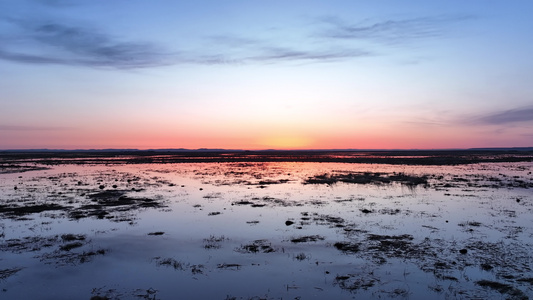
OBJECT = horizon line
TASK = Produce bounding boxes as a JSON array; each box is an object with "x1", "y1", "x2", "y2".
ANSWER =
[{"x1": 1, "y1": 147, "x2": 532, "y2": 152}]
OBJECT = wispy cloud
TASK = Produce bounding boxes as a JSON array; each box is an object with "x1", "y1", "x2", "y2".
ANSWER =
[
  {"x1": 203, "y1": 34, "x2": 374, "y2": 65},
  {"x1": 199, "y1": 15, "x2": 472, "y2": 64},
  {"x1": 319, "y1": 15, "x2": 473, "y2": 45},
  {"x1": 183, "y1": 48, "x2": 373, "y2": 66},
  {"x1": 1, "y1": 19, "x2": 373, "y2": 68},
  {"x1": 0, "y1": 13, "x2": 471, "y2": 69},
  {"x1": 248, "y1": 47, "x2": 372, "y2": 63},
  {"x1": 402, "y1": 120, "x2": 448, "y2": 127},
  {"x1": 0, "y1": 20, "x2": 176, "y2": 69},
  {"x1": 474, "y1": 106, "x2": 533, "y2": 125},
  {"x1": 0, "y1": 49, "x2": 69, "y2": 65}
]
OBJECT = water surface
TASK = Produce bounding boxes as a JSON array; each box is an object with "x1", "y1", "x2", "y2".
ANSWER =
[{"x1": 1, "y1": 161, "x2": 532, "y2": 299}]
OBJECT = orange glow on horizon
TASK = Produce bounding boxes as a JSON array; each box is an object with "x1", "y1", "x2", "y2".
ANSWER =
[
  {"x1": 2, "y1": 120, "x2": 530, "y2": 150},
  {"x1": 256, "y1": 135, "x2": 313, "y2": 150}
]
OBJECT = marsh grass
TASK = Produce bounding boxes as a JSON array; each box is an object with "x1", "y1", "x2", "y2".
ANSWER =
[
  {"x1": 304, "y1": 172, "x2": 428, "y2": 186},
  {"x1": 290, "y1": 235, "x2": 324, "y2": 243},
  {"x1": 154, "y1": 258, "x2": 185, "y2": 270},
  {"x1": 203, "y1": 235, "x2": 227, "y2": 249},
  {"x1": 0, "y1": 267, "x2": 23, "y2": 280},
  {"x1": 476, "y1": 280, "x2": 528, "y2": 299},
  {"x1": 237, "y1": 240, "x2": 275, "y2": 253}
]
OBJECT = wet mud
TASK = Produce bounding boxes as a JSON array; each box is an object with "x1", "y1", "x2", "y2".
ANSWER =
[{"x1": 0, "y1": 151, "x2": 532, "y2": 299}]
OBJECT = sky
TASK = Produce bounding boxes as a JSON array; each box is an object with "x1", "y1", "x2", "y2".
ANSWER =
[{"x1": 1, "y1": 0, "x2": 532, "y2": 150}]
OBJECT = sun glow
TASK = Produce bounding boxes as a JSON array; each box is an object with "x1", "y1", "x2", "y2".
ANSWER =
[{"x1": 258, "y1": 135, "x2": 313, "y2": 149}]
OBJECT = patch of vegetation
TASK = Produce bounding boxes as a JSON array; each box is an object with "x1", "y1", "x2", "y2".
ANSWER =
[
  {"x1": 252, "y1": 196, "x2": 294, "y2": 207},
  {"x1": 0, "y1": 236, "x2": 59, "y2": 253},
  {"x1": 256, "y1": 179, "x2": 290, "y2": 185},
  {"x1": 154, "y1": 257, "x2": 185, "y2": 270},
  {"x1": 293, "y1": 253, "x2": 308, "y2": 261},
  {"x1": 148, "y1": 232, "x2": 165, "y2": 236},
  {"x1": 41, "y1": 249, "x2": 106, "y2": 265},
  {"x1": 217, "y1": 263, "x2": 241, "y2": 269},
  {"x1": 237, "y1": 240, "x2": 275, "y2": 253},
  {"x1": 0, "y1": 267, "x2": 23, "y2": 280},
  {"x1": 458, "y1": 221, "x2": 482, "y2": 227},
  {"x1": 61, "y1": 234, "x2": 86, "y2": 241},
  {"x1": 334, "y1": 242, "x2": 360, "y2": 253},
  {"x1": 304, "y1": 172, "x2": 428, "y2": 186},
  {"x1": 366, "y1": 234, "x2": 418, "y2": 259},
  {"x1": 68, "y1": 190, "x2": 165, "y2": 222},
  {"x1": 476, "y1": 280, "x2": 528, "y2": 299},
  {"x1": 334, "y1": 197, "x2": 365, "y2": 203},
  {"x1": 152, "y1": 257, "x2": 204, "y2": 275},
  {"x1": 334, "y1": 272, "x2": 378, "y2": 291},
  {"x1": 202, "y1": 192, "x2": 222, "y2": 199},
  {"x1": 90, "y1": 287, "x2": 157, "y2": 300},
  {"x1": 203, "y1": 235, "x2": 227, "y2": 249},
  {"x1": 313, "y1": 214, "x2": 345, "y2": 226},
  {"x1": 59, "y1": 242, "x2": 84, "y2": 251},
  {"x1": 0, "y1": 165, "x2": 50, "y2": 174},
  {"x1": 290, "y1": 235, "x2": 324, "y2": 243},
  {"x1": 0, "y1": 203, "x2": 69, "y2": 217},
  {"x1": 378, "y1": 208, "x2": 401, "y2": 215},
  {"x1": 517, "y1": 278, "x2": 533, "y2": 285},
  {"x1": 231, "y1": 200, "x2": 255, "y2": 206}
]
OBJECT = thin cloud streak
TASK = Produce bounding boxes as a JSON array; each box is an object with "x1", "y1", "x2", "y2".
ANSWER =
[
  {"x1": 204, "y1": 34, "x2": 374, "y2": 64},
  {"x1": 0, "y1": 49, "x2": 69, "y2": 65},
  {"x1": 0, "y1": 13, "x2": 470, "y2": 69},
  {"x1": 474, "y1": 106, "x2": 533, "y2": 125},
  {"x1": 248, "y1": 47, "x2": 372, "y2": 63},
  {"x1": 188, "y1": 48, "x2": 373, "y2": 66},
  {"x1": 1, "y1": 20, "x2": 177, "y2": 69},
  {"x1": 0, "y1": 20, "x2": 373, "y2": 68},
  {"x1": 402, "y1": 120, "x2": 448, "y2": 127},
  {"x1": 319, "y1": 15, "x2": 473, "y2": 44},
  {"x1": 33, "y1": 23, "x2": 170, "y2": 66}
]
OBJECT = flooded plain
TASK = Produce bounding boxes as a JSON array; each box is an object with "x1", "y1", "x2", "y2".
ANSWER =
[{"x1": 1, "y1": 154, "x2": 533, "y2": 299}]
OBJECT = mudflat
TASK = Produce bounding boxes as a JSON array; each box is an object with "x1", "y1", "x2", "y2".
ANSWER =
[{"x1": 0, "y1": 150, "x2": 532, "y2": 299}]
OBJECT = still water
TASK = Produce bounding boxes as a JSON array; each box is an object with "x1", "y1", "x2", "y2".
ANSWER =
[{"x1": 1, "y1": 162, "x2": 532, "y2": 299}]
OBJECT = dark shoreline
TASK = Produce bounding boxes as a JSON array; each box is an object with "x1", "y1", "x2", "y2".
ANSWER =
[{"x1": 1, "y1": 149, "x2": 532, "y2": 165}]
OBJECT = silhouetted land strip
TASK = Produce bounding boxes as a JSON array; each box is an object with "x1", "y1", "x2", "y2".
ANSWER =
[{"x1": 0, "y1": 149, "x2": 532, "y2": 166}]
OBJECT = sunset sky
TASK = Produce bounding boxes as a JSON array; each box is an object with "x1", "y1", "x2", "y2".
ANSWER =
[{"x1": 1, "y1": 1, "x2": 532, "y2": 150}]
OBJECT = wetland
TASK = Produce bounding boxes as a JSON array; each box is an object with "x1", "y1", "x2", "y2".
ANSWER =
[{"x1": 0, "y1": 150, "x2": 532, "y2": 299}]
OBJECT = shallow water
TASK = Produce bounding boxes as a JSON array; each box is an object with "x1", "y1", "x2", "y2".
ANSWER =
[{"x1": 1, "y1": 162, "x2": 532, "y2": 299}]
